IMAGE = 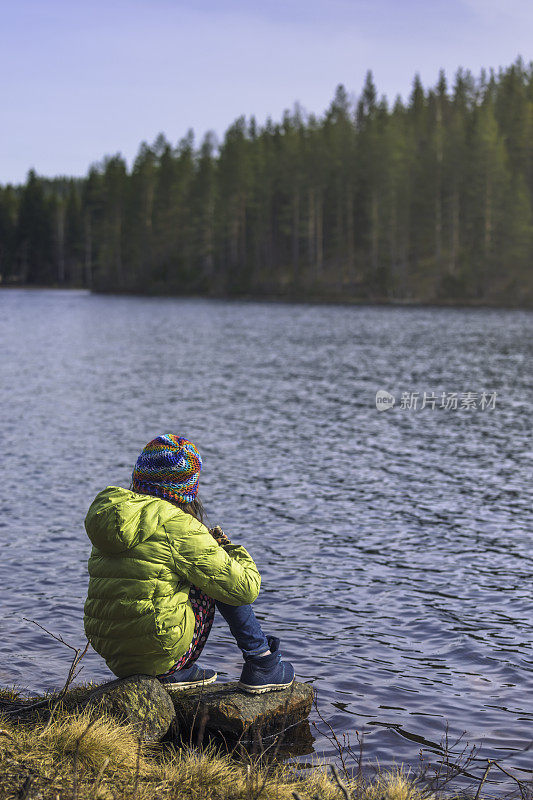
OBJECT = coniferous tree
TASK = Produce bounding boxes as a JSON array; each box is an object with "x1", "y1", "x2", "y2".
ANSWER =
[
  {"x1": 152, "y1": 135, "x2": 179, "y2": 287},
  {"x1": 127, "y1": 142, "x2": 156, "y2": 289},
  {"x1": 0, "y1": 186, "x2": 17, "y2": 281},
  {"x1": 99, "y1": 155, "x2": 127, "y2": 289},
  {"x1": 81, "y1": 167, "x2": 104, "y2": 289},
  {"x1": 64, "y1": 181, "x2": 84, "y2": 285},
  {"x1": 1, "y1": 60, "x2": 532, "y2": 305},
  {"x1": 192, "y1": 131, "x2": 217, "y2": 289},
  {"x1": 217, "y1": 118, "x2": 251, "y2": 291},
  {"x1": 16, "y1": 170, "x2": 55, "y2": 284}
]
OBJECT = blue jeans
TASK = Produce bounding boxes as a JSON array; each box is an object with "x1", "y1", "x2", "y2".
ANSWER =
[{"x1": 215, "y1": 600, "x2": 270, "y2": 657}]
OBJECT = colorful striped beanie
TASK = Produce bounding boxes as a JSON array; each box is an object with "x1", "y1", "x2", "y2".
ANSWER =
[{"x1": 131, "y1": 434, "x2": 202, "y2": 504}]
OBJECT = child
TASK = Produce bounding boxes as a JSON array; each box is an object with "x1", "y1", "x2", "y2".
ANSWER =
[{"x1": 83, "y1": 434, "x2": 294, "y2": 693}]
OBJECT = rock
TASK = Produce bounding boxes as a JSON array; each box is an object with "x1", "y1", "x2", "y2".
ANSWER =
[
  {"x1": 169, "y1": 681, "x2": 314, "y2": 744},
  {"x1": 83, "y1": 674, "x2": 176, "y2": 743},
  {"x1": 1, "y1": 676, "x2": 176, "y2": 743},
  {"x1": 1, "y1": 678, "x2": 314, "y2": 753}
]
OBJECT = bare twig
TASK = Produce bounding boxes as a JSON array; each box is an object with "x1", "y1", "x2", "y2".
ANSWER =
[
  {"x1": 92, "y1": 756, "x2": 110, "y2": 799},
  {"x1": 356, "y1": 729, "x2": 364, "y2": 794},
  {"x1": 422, "y1": 722, "x2": 532, "y2": 799},
  {"x1": 2, "y1": 697, "x2": 50, "y2": 717},
  {"x1": 2, "y1": 620, "x2": 90, "y2": 728},
  {"x1": 255, "y1": 718, "x2": 309, "y2": 759},
  {"x1": 312, "y1": 690, "x2": 350, "y2": 776},
  {"x1": 423, "y1": 725, "x2": 479, "y2": 792},
  {"x1": 490, "y1": 761, "x2": 529, "y2": 800},
  {"x1": 474, "y1": 761, "x2": 493, "y2": 800},
  {"x1": 3, "y1": 647, "x2": 90, "y2": 721},
  {"x1": 41, "y1": 640, "x2": 91, "y2": 733},
  {"x1": 23, "y1": 618, "x2": 81, "y2": 654},
  {"x1": 227, "y1": 696, "x2": 257, "y2": 762},
  {"x1": 329, "y1": 763, "x2": 351, "y2": 800}
]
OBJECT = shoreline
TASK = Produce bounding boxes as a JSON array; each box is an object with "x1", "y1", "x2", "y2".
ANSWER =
[
  {"x1": 1, "y1": 283, "x2": 532, "y2": 311},
  {"x1": 0, "y1": 682, "x2": 481, "y2": 800}
]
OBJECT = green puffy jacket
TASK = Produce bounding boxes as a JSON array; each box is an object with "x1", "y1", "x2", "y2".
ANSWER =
[{"x1": 83, "y1": 486, "x2": 261, "y2": 678}]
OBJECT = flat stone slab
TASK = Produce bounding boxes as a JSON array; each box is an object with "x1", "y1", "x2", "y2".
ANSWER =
[{"x1": 169, "y1": 681, "x2": 314, "y2": 741}]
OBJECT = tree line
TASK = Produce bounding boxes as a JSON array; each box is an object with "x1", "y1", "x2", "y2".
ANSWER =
[{"x1": 1, "y1": 59, "x2": 532, "y2": 305}]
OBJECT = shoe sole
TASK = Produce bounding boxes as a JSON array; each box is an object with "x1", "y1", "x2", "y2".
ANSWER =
[
  {"x1": 237, "y1": 678, "x2": 295, "y2": 694},
  {"x1": 160, "y1": 673, "x2": 218, "y2": 691}
]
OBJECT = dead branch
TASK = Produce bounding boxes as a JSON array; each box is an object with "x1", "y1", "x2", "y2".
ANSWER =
[
  {"x1": 92, "y1": 756, "x2": 110, "y2": 799},
  {"x1": 4, "y1": 621, "x2": 90, "y2": 725},
  {"x1": 22, "y1": 618, "x2": 80, "y2": 654},
  {"x1": 474, "y1": 761, "x2": 493, "y2": 800},
  {"x1": 490, "y1": 760, "x2": 529, "y2": 800},
  {"x1": 312, "y1": 689, "x2": 350, "y2": 777},
  {"x1": 41, "y1": 640, "x2": 91, "y2": 733},
  {"x1": 329, "y1": 763, "x2": 351, "y2": 800}
]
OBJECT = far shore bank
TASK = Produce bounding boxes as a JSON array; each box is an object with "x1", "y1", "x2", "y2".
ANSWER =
[{"x1": 1, "y1": 283, "x2": 532, "y2": 311}]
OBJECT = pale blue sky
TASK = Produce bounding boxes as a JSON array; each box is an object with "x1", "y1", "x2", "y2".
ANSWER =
[{"x1": 1, "y1": 0, "x2": 531, "y2": 184}]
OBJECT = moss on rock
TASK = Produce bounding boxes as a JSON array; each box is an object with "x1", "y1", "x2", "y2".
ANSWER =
[
  {"x1": 170, "y1": 681, "x2": 314, "y2": 742},
  {"x1": 82, "y1": 674, "x2": 176, "y2": 743}
]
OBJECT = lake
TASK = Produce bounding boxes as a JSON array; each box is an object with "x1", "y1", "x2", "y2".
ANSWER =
[{"x1": 0, "y1": 288, "x2": 531, "y2": 794}]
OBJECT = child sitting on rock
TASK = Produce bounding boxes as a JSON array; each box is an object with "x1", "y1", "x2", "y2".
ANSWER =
[{"x1": 83, "y1": 434, "x2": 294, "y2": 693}]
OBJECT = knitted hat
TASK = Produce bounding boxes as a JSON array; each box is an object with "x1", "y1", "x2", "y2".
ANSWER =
[{"x1": 131, "y1": 434, "x2": 202, "y2": 504}]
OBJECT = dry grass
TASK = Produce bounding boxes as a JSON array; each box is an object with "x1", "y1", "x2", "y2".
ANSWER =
[
  {"x1": 0, "y1": 708, "x2": 142, "y2": 797},
  {"x1": 0, "y1": 705, "x2": 450, "y2": 800},
  {"x1": 37, "y1": 711, "x2": 142, "y2": 771},
  {"x1": 363, "y1": 767, "x2": 427, "y2": 800},
  {"x1": 0, "y1": 686, "x2": 23, "y2": 704},
  {"x1": 150, "y1": 747, "x2": 343, "y2": 800}
]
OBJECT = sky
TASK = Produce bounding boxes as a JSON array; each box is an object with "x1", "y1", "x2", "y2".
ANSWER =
[{"x1": 0, "y1": 0, "x2": 532, "y2": 185}]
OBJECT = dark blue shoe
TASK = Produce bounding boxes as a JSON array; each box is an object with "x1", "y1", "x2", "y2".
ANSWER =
[
  {"x1": 158, "y1": 663, "x2": 217, "y2": 691},
  {"x1": 238, "y1": 636, "x2": 295, "y2": 694}
]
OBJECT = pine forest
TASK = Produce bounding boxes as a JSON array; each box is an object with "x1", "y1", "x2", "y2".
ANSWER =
[{"x1": 1, "y1": 60, "x2": 533, "y2": 306}]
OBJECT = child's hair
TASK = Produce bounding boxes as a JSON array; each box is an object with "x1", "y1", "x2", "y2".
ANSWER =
[
  {"x1": 174, "y1": 497, "x2": 206, "y2": 524},
  {"x1": 130, "y1": 480, "x2": 207, "y2": 525}
]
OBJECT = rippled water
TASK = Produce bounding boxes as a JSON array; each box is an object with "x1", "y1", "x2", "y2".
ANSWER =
[{"x1": 1, "y1": 289, "x2": 532, "y2": 794}]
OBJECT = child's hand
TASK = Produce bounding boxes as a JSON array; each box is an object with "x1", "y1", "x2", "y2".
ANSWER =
[{"x1": 209, "y1": 525, "x2": 232, "y2": 546}]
